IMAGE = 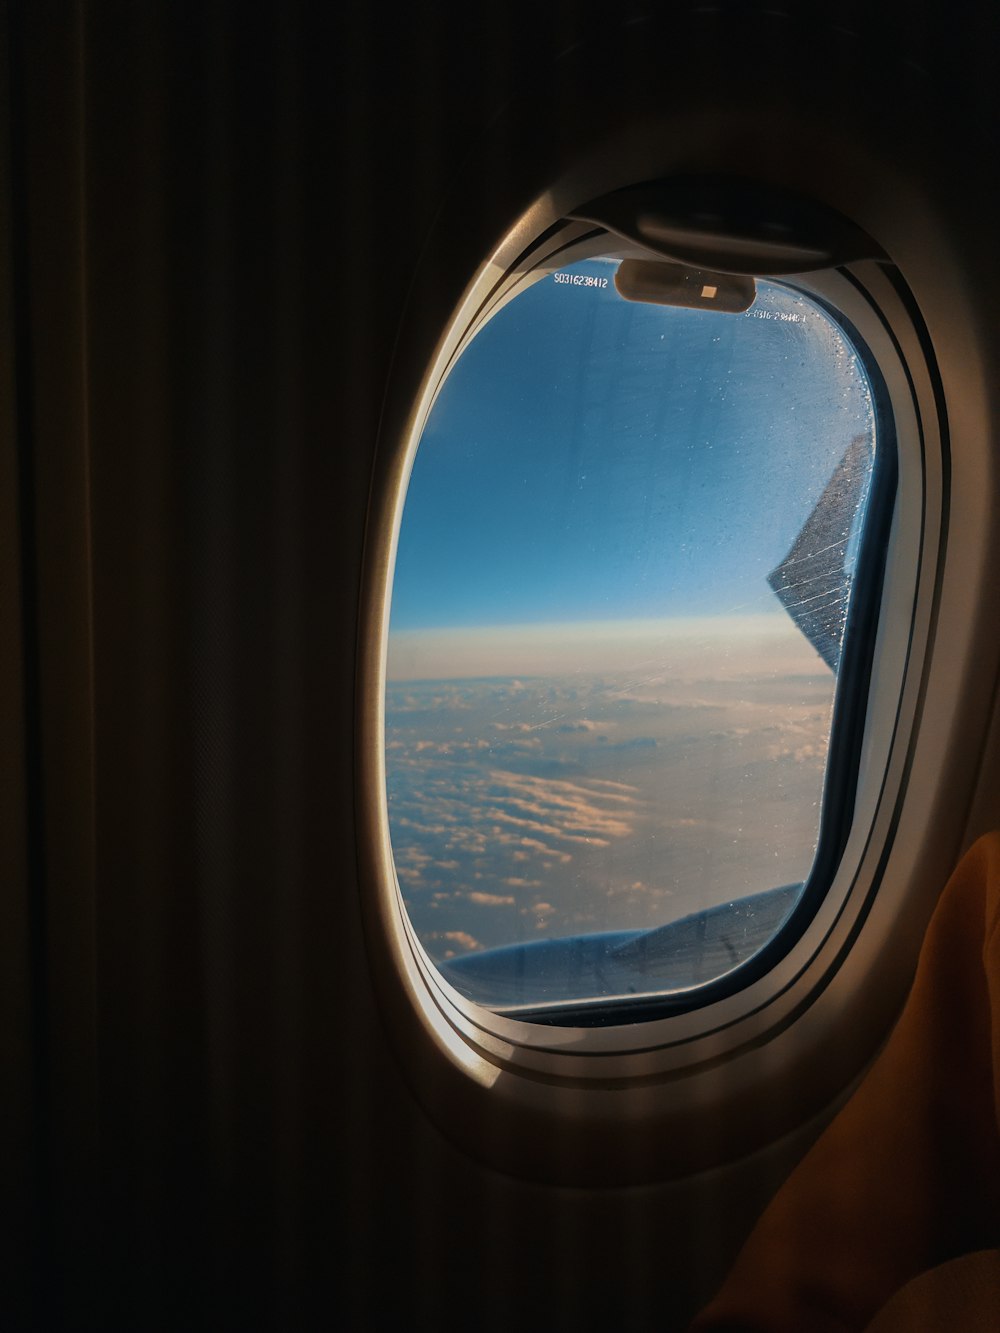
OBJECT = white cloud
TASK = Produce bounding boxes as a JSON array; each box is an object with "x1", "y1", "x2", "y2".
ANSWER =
[{"x1": 466, "y1": 890, "x2": 516, "y2": 907}]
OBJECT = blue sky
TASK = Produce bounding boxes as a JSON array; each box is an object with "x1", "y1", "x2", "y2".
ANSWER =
[{"x1": 389, "y1": 261, "x2": 874, "y2": 634}]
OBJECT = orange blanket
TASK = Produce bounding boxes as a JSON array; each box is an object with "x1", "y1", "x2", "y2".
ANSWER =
[{"x1": 688, "y1": 832, "x2": 1000, "y2": 1331}]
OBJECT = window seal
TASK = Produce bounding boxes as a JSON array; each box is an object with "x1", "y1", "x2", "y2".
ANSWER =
[{"x1": 357, "y1": 220, "x2": 939, "y2": 1112}]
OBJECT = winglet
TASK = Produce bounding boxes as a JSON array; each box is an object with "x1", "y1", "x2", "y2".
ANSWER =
[{"x1": 767, "y1": 434, "x2": 872, "y2": 672}]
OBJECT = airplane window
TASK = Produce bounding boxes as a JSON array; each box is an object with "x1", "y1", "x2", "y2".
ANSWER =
[{"x1": 385, "y1": 257, "x2": 882, "y2": 1019}]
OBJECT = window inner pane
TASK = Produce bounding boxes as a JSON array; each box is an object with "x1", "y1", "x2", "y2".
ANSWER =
[{"x1": 385, "y1": 261, "x2": 876, "y2": 1013}]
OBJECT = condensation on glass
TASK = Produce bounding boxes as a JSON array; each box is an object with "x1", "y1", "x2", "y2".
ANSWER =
[{"x1": 384, "y1": 258, "x2": 877, "y2": 1015}]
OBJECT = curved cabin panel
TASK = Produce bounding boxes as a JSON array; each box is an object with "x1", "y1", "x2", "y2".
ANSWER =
[{"x1": 5, "y1": 4, "x2": 1000, "y2": 1331}]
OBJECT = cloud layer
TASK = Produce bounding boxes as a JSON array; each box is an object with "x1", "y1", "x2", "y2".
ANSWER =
[{"x1": 386, "y1": 624, "x2": 835, "y2": 964}]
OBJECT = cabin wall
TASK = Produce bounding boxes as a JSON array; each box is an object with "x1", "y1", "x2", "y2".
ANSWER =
[{"x1": 4, "y1": 4, "x2": 998, "y2": 1330}]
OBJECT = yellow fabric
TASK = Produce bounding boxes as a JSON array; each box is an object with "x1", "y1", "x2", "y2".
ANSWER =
[
  {"x1": 863, "y1": 1250, "x2": 1000, "y2": 1332},
  {"x1": 688, "y1": 833, "x2": 1000, "y2": 1332}
]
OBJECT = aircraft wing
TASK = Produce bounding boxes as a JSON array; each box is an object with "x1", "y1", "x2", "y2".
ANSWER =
[
  {"x1": 767, "y1": 433, "x2": 871, "y2": 672},
  {"x1": 439, "y1": 883, "x2": 801, "y2": 1014}
]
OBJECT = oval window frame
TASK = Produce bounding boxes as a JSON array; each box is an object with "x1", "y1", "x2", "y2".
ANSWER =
[
  {"x1": 355, "y1": 200, "x2": 949, "y2": 1183},
  {"x1": 383, "y1": 254, "x2": 896, "y2": 1028}
]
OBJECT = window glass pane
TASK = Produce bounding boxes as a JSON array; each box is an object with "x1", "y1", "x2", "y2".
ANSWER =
[{"x1": 385, "y1": 259, "x2": 877, "y2": 1014}]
